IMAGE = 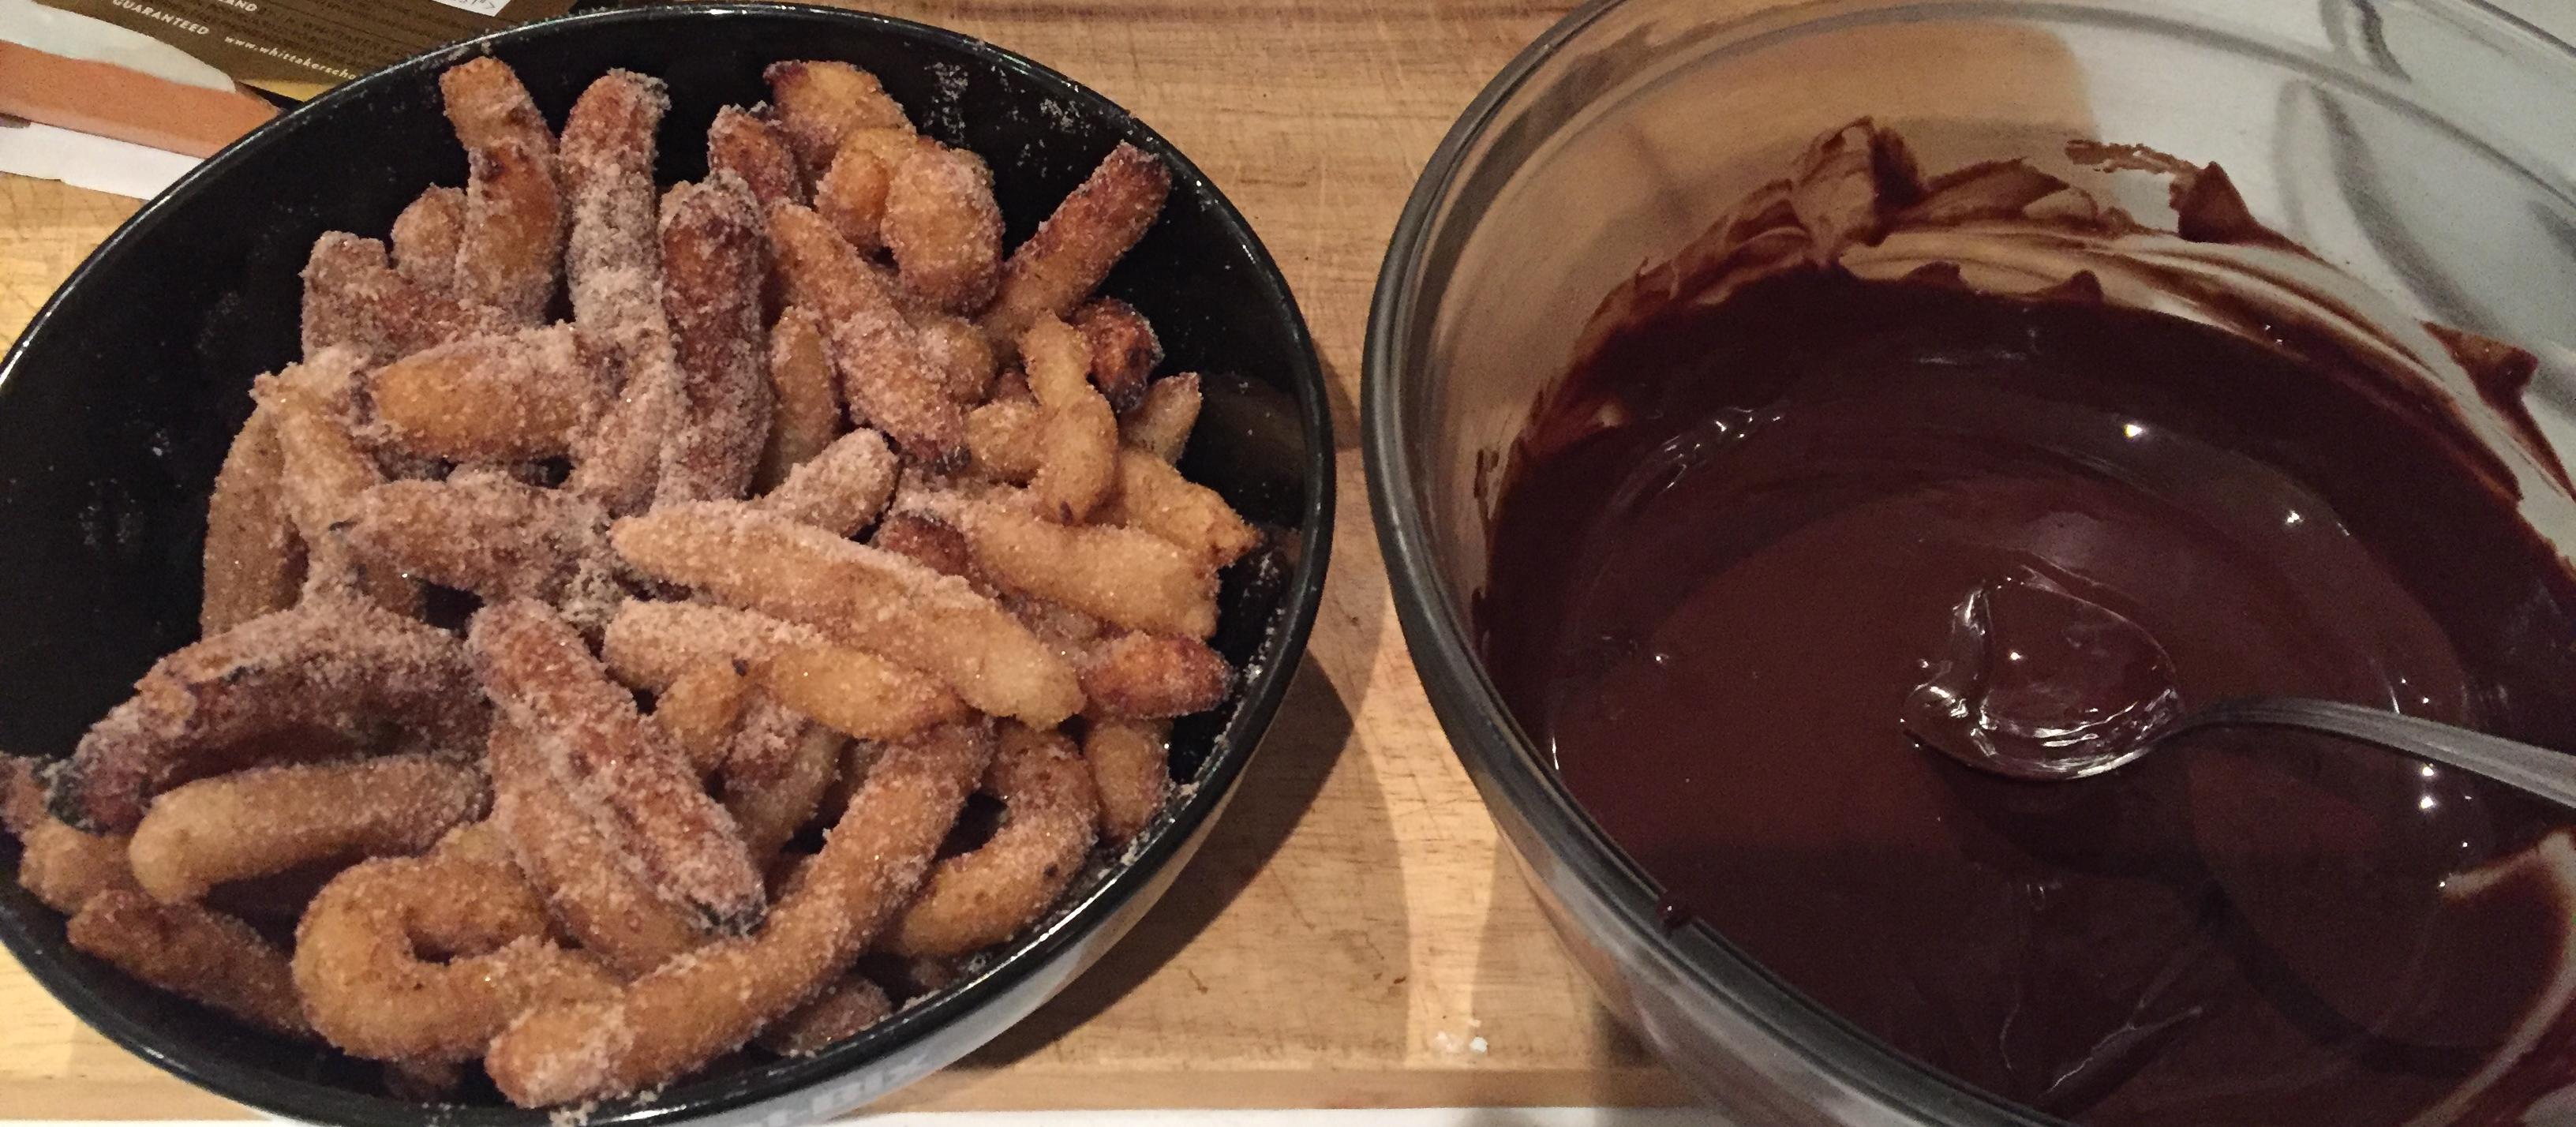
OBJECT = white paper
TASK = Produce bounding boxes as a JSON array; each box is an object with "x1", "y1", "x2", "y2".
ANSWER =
[
  {"x1": 0, "y1": 118, "x2": 200, "y2": 199},
  {"x1": 0, "y1": 0, "x2": 233, "y2": 90}
]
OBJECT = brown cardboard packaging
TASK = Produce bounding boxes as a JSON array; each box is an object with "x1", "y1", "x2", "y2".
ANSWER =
[{"x1": 35, "y1": 0, "x2": 579, "y2": 96}]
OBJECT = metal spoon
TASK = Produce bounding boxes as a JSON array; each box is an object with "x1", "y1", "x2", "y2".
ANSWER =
[{"x1": 1902, "y1": 571, "x2": 2576, "y2": 809}]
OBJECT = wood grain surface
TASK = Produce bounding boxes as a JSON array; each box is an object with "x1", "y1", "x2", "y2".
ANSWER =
[{"x1": 0, "y1": 0, "x2": 1717, "y2": 1116}]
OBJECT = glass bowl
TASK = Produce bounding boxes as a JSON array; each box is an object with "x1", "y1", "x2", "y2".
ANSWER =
[{"x1": 1364, "y1": 1, "x2": 2576, "y2": 1124}]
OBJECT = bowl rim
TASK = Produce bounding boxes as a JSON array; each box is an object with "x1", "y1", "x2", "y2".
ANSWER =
[
  {"x1": 1361, "y1": 0, "x2": 2576, "y2": 1124},
  {"x1": 0, "y1": 4, "x2": 1335, "y2": 1125}
]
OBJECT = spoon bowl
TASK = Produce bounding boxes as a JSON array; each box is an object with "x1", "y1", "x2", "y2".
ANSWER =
[
  {"x1": 1905, "y1": 579, "x2": 2576, "y2": 807},
  {"x1": 1903, "y1": 571, "x2": 2184, "y2": 781}
]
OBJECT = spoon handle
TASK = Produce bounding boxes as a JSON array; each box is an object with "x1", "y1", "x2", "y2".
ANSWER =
[{"x1": 2180, "y1": 698, "x2": 2576, "y2": 810}]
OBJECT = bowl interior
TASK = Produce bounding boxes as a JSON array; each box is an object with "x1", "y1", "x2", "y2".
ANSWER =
[{"x1": 0, "y1": 6, "x2": 1331, "y2": 1125}]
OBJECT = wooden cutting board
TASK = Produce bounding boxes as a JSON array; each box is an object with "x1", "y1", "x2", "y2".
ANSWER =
[{"x1": 0, "y1": 0, "x2": 1713, "y2": 1114}]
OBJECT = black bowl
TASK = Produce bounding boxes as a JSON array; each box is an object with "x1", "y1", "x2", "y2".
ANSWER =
[{"x1": 0, "y1": 6, "x2": 1332, "y2": 1125}]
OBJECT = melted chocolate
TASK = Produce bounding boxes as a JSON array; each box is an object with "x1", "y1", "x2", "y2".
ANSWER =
[{"x1": 1481, "y1": 268, "x2": 2576, "y2": 1125}]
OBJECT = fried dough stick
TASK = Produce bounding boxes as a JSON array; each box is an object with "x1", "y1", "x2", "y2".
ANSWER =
[
  {"x1": 1095, "y1": 449, "x2": 1260, "y2": 571},
  {"x1": 603, "y1": 600, "x2": 965, "y2": 746},
  {"x1": 882, "y1": 144, "x2": 1002, "y2": 313},
  {"x1": 1080, "y1": 632, "x2": 1231, "y2": 719},
  {"x1": 707, "y1": 107, "x2": 805, "y2": 209},
  {"x1": 758, "y1": 645, "x2": 972, "y2": 741},
  {"x1": 442, "y1": 58, "x2": 564, "y2": 324},
  {"x1": 753, "y1": 427, "x2": 896, "y2": 537},
  {"x1": 756, "y1": 973, "x2": 890, "y2": 1055},
  {"x1": 2, "y1": 757, "x2": 140, "y2": 913},
  {"x1": 560, "y1": 70, "x2": 685, "y2": 514},
  {"x1": 883, "y1": 724, "x2": 1096, "y2": 957},
  {"x1": 126, "y1": 756, "x2": 485, "y2": 904},
  {"x1": 201, "y1": 405, "x2": 305, "y2": 636},
  {"x1": 601, "y1": 600, "x2": 829, "y2": 692},
  {"x1": 365, "y1": 325, "x2": 606, "y2": 462},
  {"x1": 756, "y1": 307, "x2": 844, "y2": 489},
  {"x1": 343, "y1": 473, "x2": 616, "y2": 606},
  {"x1": 868, "y1": 510, "x2": 991, "y2": 589},
  {"x1": 262, "y1": 373, "x2": 420, "y2": 614},
  {"x1": 1070, "y1": 298, "x2": 1160, "y2": 412},
  {"x1": 1021, "y1": 316, "x2": 1118, "y2": 522},
  {"x1": 470, "y1": 599, "x2": 767, "y2": 931},
  {"x1": 717, "y1": 700, "x2": 843, "y2": 867},
  {"x1": 72, "y1": 890, "x2": 310, "y2": 1038},
  {"x1": 656, "y1": 176, "x2": 773, "y2": 504},
  {"x1": 489, "y1": 722, "x2": 710, "y2": 978},
  {"x1": 1124, "y1": 372, "x2": 1201, "y2": 462},
  {"x1": 919, "y1": 313, "x2": 999, "y2": 401},
  {"x1": 610, "y1": 503, "x2": 1080, "y2": 724},
  {"x1": 390, "y1": 186, "x2": 465, "y2": 291},
  {"x1": 765, "y1": 60, "x2": 912, "y2": 174},
  {"x1": 935, "y1": 494, "x2": 1219, "y2": 639},
  {"x1": 964, "y1": 396, "x2": 1043, "y2": 482},
  {"x1": 51, "y1": 597, "x2": 485, "y2": 833},
  {"x1": 300, "y1": 234, "x2": 505, "y2": 365},
  {"x1": 814, "y1": 129, "x2": 918, "y2": 254},
  {"x1": 294, "y1": 826, "x2": 620, "y2": 1061},
  {"x1": 1017, "y1": 595, "x2": 1227, "y2": 719},
  {"x1": 766, "y1": 203, "x2": 964, "y2": 463},
  {"x1": 1083, "y1": 717, "x2": 1171, "y2": 844},
  {"x1": 651, "y1": 663, "x2": 748, "y2": 775},
  {"x1": 485, "y1": 719, "x2": 993, "y2": 1106},
  {"x1": 870, "y1": 510, "x2": 1226, "y2": 717},
  {"x1": 979, "y1": 143, "x2": 1170, "y2": 355},
  {"x1": 970, "y1": 393, "x2": 1234, "y2": 564}
]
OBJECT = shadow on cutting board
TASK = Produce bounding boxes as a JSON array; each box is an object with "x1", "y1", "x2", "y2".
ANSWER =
[{"x1": 965, "y1": 654, "x2": 1402, "y2": 1064}]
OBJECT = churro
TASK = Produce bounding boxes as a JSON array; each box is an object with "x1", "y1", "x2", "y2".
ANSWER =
[
  {"x1": 1023, "y1": 316, "x2": 1118, "y2": 522},
  {"x1": 752, "y1": 426, "x2": 897, "y2": 536},
  {"x1": 1071, "y1": 298, "x2": 1161, "y2": 413},
  {"x1": 560, "y1": 69, "x2": 683, "y2": 515},
  {"x1": 390, "y1": 186, "x2": 466, "y2": 292},
  {"x1": 1081, "y1": 718, "x2": 1171, "y2": 844},
  {"x1": 980, "y1": 143, "x2": 1170, "y2": 354},
  {"x1": 884, "y1": 724, "x2": 1096, "y2": 957},
  {"x1": 757, "y1": 305, "x2": 844, "y2": 489},
  {"x1": 71, "y1": 891, "x2": 310, "y2": 1038},
  {"x1": 484, "y1": 720, "x2": 991, "y2": 1105},
  {"x1": 766, "y1": 201, "x2": 964, "y2": 462},
  {"x1": 490, "y1": 723, "x2": 711, "y2": 979},
  {"x1": 343, "y1": 472, "x2": 616, "y2": 608},
  {"x1": 442, "y1": 58, "x2": 564, "y2": 324},
  {"x1": 471, "y1": 599, "x2": 767, "y2": 932},
  {"x1": 127, "y1": 755, "x2": 483, "y2": 904},
  {"x1": 1123, "y1": 372, "x2": 1202, "y2": 462},
  {"x1": 938, "y1": 495, "x2": 1219, "y2": 639},
  {"x1": 654, "y1": 662, "x2": 752, "y2": 776},
  {"x1": 300, "y1": 234, "x2": 503, "y2": 365},
  {"x1": 882, "y1": 144, "x2": 1002, "y2": 314},
  {"x1": 294, "y1": 833, "x2": 620, "y2": 1061},
  {"x1": 611, "y1": 502, "x2": 1080, "y2": 724},
  {"x1": 766, "y1": 61, "x2": 912, "y2": 172},
  {"x1": 756, "y1": 973, "x2": 892, "y2": 1056},
  {"x1": 51, "y1": 596, "x2": 483, "y2": 833},
  {"x1": 200, "y1": 406, "x2": 305, "y2": 635},
  {"x1": 707, "y1": 107, "x2": 806, "y2": 210},
  {"x1": 600, "y1": 600, "x2": 829, "y2": 693},
  {"x1": 656, "y1": 176, "x2": 773, "y2": 504}
]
